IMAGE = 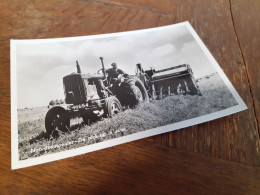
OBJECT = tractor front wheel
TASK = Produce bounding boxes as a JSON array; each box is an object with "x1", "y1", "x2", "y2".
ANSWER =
[
  {"x1": 104, "y1": 96, "x2": 122, "y2": 117},
  {"x1": 45, "y1": 107, "x2": 70, "y2": 138}
]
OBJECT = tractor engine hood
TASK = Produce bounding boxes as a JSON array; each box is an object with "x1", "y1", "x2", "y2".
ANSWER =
[
  {"x1": 65, "y1": 72, "x2": 105, "y2": 80},
  {"x1": 63, "y1": 73, "x2": 103, "y2": 105}
]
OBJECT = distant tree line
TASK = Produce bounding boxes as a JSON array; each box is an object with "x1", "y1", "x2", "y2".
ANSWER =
[{"x1": 48, "y1": 99, "x2": 65, "y2": 108}]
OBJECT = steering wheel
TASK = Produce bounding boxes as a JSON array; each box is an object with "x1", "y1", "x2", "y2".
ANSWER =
[
  {"x1": 144, "y1": 73, "x2": 150, "y2": 82},
  {"x1": 97, "y1": 68, "x2": 107, "y2": 74}
]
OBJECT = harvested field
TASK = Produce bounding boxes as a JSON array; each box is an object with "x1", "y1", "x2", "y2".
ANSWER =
[{"x1": 18, "y1": 72, "x2": 238, "y2": 160}]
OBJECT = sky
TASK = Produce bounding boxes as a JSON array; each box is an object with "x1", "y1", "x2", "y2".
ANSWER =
[{"x1": 15, "y1": 24, "x2": 217, "y2": 108}]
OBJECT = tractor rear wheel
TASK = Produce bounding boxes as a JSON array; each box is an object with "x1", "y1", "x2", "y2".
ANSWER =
[
  {"x1": 45, "y1": 107, "x2": 70, "y2": 138},
  {"x1": 119, "y1": 76, "x2": 149, "y2": 107},
  {"x1": 104, "y1": 96, "x2": 122, "y2": 117}
]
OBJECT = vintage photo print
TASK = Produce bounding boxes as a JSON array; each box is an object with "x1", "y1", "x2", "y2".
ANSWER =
[{"x1": 11, "y1": 22, "x2": 247, "y2": 169}]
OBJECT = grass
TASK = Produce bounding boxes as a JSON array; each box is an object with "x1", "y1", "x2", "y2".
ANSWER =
[{"x1": 17, "y1": 72, "x2": 238, "y2": 160}]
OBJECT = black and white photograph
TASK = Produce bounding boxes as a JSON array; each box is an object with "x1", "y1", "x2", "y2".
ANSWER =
[{"x1": 11, "y1": 22, "x2": 247, "y2": 169}]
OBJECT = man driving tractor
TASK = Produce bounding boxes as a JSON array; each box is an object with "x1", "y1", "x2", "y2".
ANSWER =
[{"x1": 106, "y1": 62, "x2": 126, "y2": 87}]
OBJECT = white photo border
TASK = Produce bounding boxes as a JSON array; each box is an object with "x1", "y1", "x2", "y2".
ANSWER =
[{"x1": 11, "y1": 21, "x2": 247, "y2": 169}]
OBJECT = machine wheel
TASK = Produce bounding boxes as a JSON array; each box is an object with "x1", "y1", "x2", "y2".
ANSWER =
[
  {"x1": 119, "y1": 76, "x2": 149, "y2": 107},
  {"x1": 45, "y1": 107, "x2": 70, "y2": 138},
  {"x1": 104, "y1": 96, "x2": 122, "y2": 117}
]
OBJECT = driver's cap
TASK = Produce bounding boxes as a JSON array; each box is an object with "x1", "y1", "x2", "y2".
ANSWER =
[{"x1": 111, "y1": 63, "x2": 117, "y2": 67}]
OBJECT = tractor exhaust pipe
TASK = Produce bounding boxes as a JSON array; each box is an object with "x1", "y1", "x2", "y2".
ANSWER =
[
  {"x1": 76, "y1": 60, "x2": 81, "y2": 73},
  {"x1": 99, "y1": 57, "x2": 107, "y2": 80}
]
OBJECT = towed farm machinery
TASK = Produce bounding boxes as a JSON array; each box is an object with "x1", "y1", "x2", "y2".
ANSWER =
[
  {"x1": 45, "y1": 57, "x2": 201, "y2": 137},
  {"x1": 136, "y1": 63, "x2": 201, "y2": 99}
]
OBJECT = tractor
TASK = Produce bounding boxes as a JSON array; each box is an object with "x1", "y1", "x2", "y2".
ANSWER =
[{"x1": 45, "y1": 57, "x2": 148, "y2": 137}]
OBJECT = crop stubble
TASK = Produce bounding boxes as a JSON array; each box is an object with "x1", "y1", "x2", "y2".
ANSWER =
[{"x1": 17, "y1": 73, "x2": 238, "y2": 160}]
